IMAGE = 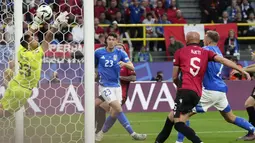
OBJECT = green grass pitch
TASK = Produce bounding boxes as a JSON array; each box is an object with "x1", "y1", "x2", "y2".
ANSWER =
[{"x1": 0, "y1": 111, "x2": 252, "y2": 143}]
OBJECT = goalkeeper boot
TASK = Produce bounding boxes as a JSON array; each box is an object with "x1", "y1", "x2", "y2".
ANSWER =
[{"x1": 132, "y1": 132, "x2": 147, "y2": 140}]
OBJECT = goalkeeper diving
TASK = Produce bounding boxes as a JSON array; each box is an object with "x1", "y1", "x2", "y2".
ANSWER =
[{"x1": 1, "y1": 11, "x2": 68, "y2": 117}]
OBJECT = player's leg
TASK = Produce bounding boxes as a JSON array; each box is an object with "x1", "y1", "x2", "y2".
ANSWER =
[
  {"x1": 155, "y1": 111, "x2": 175, "y2": 143},
  {"x1": 96, "y1": 89, "x2": 128, "y2": 135},
  {"x1": 175, "y1": 89, "x2": 213, "y2": 143},
  {"x1": 0, "y1": 81, "x2": 32, "y2": 118},
  {"x1": 245, "y1": 89, "x2": 255, "y2": 128},
  {"x1": 0, "y1": 104, "x2": 12, "y2": 118},
  {"x1": 96, "y1": 89, "x2": 129, "y2": 137},
  {"x1": 155, "y1": 90, "x2": 201, "y2": 143},
  {"x1": 212, "y1": 90, "x2": 255, "y2": 140},
  {"x1": 173, "y1": 90, "x2": 202, "y2": 143},
  {"x1": 176, "y1": 120, "x2": 190, "y2": 143},
  {"x1": 95, "y1": 102, "x2": 108, "y2": 134},
  {"x1": 106, "y1": 88, "x2": 146, "y2": 139},
  {"x1": 97, "y1": 86, "x2": 146, "y2": 141}
]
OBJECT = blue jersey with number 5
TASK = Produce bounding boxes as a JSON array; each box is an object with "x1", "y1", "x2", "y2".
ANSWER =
[
  {"x1": 203, "y1": 46, "x2": 228, "y2": 93},
  {"x1": 95, "y1": 47, "x2": 130, "y2": 87}
]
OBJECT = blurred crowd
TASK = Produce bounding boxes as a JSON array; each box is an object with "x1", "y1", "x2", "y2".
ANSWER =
[
  {"x1": 0, "y1": 0, "x2": 188, "y2": 52},
  {"x1": 200, "y1": 0, "x2": 255, "y2": 38},
  {"x1": 0, "y1": 0, "x2": 254, "y2": 53}
]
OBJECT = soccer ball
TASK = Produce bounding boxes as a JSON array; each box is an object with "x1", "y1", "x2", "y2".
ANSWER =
[{"x1": 36, "y1": 5, "x2": 53, "y2": 21}]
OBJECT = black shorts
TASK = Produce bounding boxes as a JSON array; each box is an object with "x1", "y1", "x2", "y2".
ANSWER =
[
  {"x1": 173, "y1": 89, "x2": 200, "y2": 118},
  {"x1": 251, "y1": 87, "x2": 255, "y2": 99}
]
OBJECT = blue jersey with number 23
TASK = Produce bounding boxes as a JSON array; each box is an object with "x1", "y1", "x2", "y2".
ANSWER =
[
  {"x1": 203, "y1": 46, "x2": 228, "y2": 93},
  {"x1": 95, "y1": 47, "x2": 130, "y2": 87}
]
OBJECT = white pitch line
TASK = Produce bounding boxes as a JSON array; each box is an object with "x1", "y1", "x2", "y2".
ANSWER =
[
  {"x1": 17, "y1": 130, "x2": 247, "y2": 139},
  {"x1": 104, "y1": 130, "x2": 246, "y2": 137},
  {"x1": 129, "y1": 118, "x2": 224, "y2": 123}
]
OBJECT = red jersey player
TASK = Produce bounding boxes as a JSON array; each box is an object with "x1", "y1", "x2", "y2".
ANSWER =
[
  {"x1": 120, "y1": 66, "x2": 136, "y2": 105},
  {"x1": 155, "y1": 31, "x2": 250, "y2": 143},
  {"x1": 95, "y1": 43, "x2": 136, "y2": 134},
  {"x1": 118, "y1": 43, "x2": 136, "y2": 105}
]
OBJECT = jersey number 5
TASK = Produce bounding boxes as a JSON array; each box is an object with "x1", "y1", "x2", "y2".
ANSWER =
[
  {"x1": 190, "y1": 57, "x2": 201, "y2": 76},
  {"x1": 19, "y1": 62, "x2": 31, "y2": 77}
]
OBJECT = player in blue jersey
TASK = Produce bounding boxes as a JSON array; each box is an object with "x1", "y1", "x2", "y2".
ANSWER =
[
  {"x1": 175, "y1": 30, "x2": 255, "y2": 143},
  {"x1": 94, "y1": 33, "x2": 147, "y2": 142}
]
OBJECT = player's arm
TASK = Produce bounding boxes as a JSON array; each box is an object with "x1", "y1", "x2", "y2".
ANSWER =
[
  {"x1": 120, "y1": 75, "x2": 136, "y2": 81},
  {"x1": 41, "y1": 12, "x2": 69, "y2": 52},
  {"x1": 172, "y1": 66, "x2": 180, "y2": 87},
  {"x1": 213, "y1": 55, "x2": 251, "y2": 80},
  {"x1": 244, "y1": 52, "x2": 255, "y2": 72},
  {"x1": 244, "y1": 64, "x2": 255, "y2": 73},
  {"x1": 119, "y1": 50, "x2": 135, "y2": 71},
  {"x1": 120, "y1": 70, "x2": 136, "y2": 81},
  {"x1": 7, "y1": 60, "x2": 15, "y2": 70},
  {"x1": 120, "y1": 61, "x2": 135, "y2": 71},
  {"x1": 172, "y1": 49, "x2": 181, "y2": 86}
]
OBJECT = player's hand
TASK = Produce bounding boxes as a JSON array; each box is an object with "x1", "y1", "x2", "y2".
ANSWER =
[
  {"x1": 230, "y1": 69, "x2": 239, "y2": 76},
  {"x1": 52, "y1": 11, "x2": 69, "y2": 28},
  {"x1": 118, "y1": 61, "x2": 126, "y2": 67},
  {"x1": 31, "y1": 16, "x2": 43, "y2": 30},
  {"x1": 243, "y1": 71, "x2": 251, "y2": 80}
]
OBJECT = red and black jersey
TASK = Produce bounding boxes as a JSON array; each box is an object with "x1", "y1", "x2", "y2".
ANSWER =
[
  {"x1": 120, "y1": 66, "x2": 136, "y2": 104},
  {"x1": 173, "y1": 44, "x2": 216, "y2": 96}
]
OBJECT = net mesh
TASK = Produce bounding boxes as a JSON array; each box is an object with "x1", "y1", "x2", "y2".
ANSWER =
[{"x1": 0, "y1": 0, "x2": 85, "y2": 143}]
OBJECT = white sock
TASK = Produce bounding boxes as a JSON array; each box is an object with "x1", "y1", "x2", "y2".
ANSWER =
[
  {"x1": 131, "y1": 132, "x2": 136, "y2": 136},
  {"x1": 175, "y1": 141, "x2": 183, "y2": 143}
]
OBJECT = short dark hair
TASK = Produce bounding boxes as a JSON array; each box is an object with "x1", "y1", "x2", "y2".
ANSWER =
[
  {"x1": 20, "y1": 34, "x2": 31, "y2": 49},
  {"x1": 206, "y1": 30, "x2": 220, "y2": 43},
  {"x1": 107, "y1": 32, "x2": 118, "y2": 39}
]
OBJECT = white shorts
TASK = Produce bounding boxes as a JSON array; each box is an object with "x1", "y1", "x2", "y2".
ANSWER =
[
  {"x1": 193, "y1": 89, "x2": 230, "y2": 113},
  {"x1": 98, "y1": 85, "x2": 122, "y2": 104}
]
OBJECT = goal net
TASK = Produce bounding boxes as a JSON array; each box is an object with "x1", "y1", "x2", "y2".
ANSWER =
[{"x1": 0, "y1": 0, "x2": 86, "y2": 143}]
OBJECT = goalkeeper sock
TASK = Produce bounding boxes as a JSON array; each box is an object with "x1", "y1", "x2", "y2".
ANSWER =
[
  {"x1": 117, "y1": 112, "x2": 134, "y2": 135},
  {"x1": 174, "y1": 122, "x2": 202, "y2": 143},
  {"x1": 177, "y1": 120, "x2": 190, "y2": 142},
  {"x1": 95, "y1": 107, "x2": 106, "y2": 134},
  {"x1": 234, "y1": 116, "x2": 255, "y2": 133},
  {"x1": 155, "y1": 117, "x2": 174, "y2": 143},
  {"x1": 102, "y1": 115, "x2": 117, "y2": 133}
]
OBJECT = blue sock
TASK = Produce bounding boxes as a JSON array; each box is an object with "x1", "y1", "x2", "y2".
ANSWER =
[
  {"x1": 117, "y1": 112, "x2": 134, "y2": 135},
  {"x1": 102, "y1": 116, "x2": 117, "y2": 133},
  {"x1": 177, "y1": 120, "x2": 190, "y2": 142},
  {"x1": 234, "y1": 117, "x2": 255, "y2": 133}
]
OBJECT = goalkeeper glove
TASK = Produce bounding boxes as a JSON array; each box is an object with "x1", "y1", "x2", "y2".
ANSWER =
[
  {"x1": 31, "y1": 16, "x2": 43, "y2": 30},
  {"x1": 52, "y1": 11, "x2": 69, "y2": 29}
]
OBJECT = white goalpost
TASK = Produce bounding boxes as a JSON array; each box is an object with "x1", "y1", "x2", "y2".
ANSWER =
[
  {"x1": 11, "y1": 0, "x2": 95, "y2": 142},
  {"x1": 14, "y1": 0, "x2": 24, "y2": 143},
  {"x1": 83, "y1": 0, "x2": 95, "y2": 142}
]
